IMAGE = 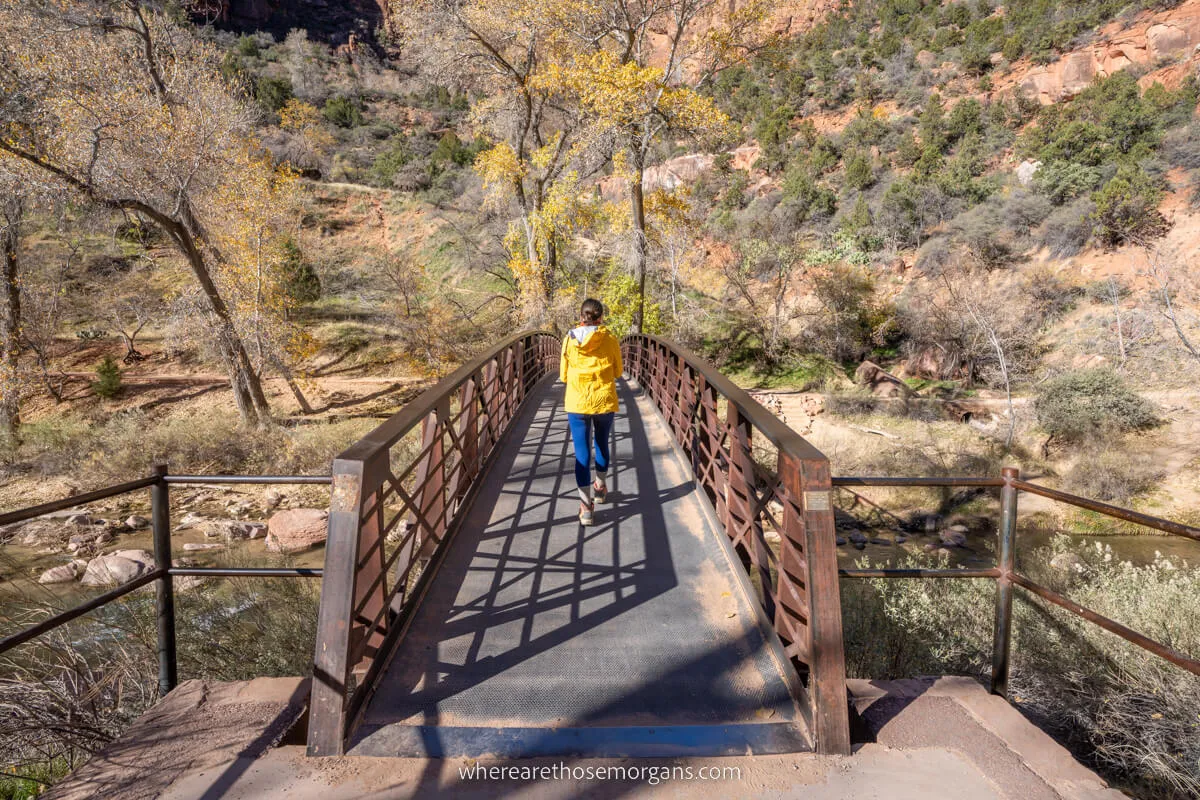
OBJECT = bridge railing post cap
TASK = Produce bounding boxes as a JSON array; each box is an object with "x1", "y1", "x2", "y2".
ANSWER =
[{"x1": 1001, "y1": 466, "x2": 1020, "y2": 479}]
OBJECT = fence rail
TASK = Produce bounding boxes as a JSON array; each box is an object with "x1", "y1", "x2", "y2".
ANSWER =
[
  {"x1": 0, "y1": 471, "x2": 331, "y2": 693},
  {"x1": 306, "y1": 330, "x2": 560, "y2": 756},
  {"x1": 622, "y1": 333, "x2": 851, "y2": 755},
  {"x1": 832, "y1": 469, "x2": 1200, "y2": 689}
]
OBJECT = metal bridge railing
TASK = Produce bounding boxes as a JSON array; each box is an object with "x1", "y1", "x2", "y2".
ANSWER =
[
  {"x1": 0, "y1": 470, "x2": 330, "y2": 696},
  {"x1": 622, "y1": 333, "x2": 852, "y2": 755},
  {"x1": 835, "y1": 470, "x2": 1200, "y2": 695},
  {"x1": 306, "y1": 330, "x2": 560, "y2": 756}
]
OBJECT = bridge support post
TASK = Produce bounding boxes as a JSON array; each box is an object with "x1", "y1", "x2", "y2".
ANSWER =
[
  {"x1": 309, "y1": 456, "x2": 368, "y2": 757},
  {"x1": 991, "y1": 467, "x2": 1020, "y2": 698},
  {"x1": 781, "y1": 452, "x2": 851, "y2": 756},
  {"x1": 151, "y1": 463, "x2": 177, "y2": 697}
]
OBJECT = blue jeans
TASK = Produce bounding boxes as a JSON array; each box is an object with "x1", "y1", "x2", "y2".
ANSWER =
[{"x1": 567, "y1": 412, "x2": 614, "y2": 488}]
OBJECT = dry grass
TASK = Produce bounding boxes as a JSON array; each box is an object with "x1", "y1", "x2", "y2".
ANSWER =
[{"x1": 843, "y1": 539, "x2": 1200, "y2": 799}]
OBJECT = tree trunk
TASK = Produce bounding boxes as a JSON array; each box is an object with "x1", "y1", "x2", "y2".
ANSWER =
[
  {"x1": 270, "y1": 353, "x2": 315, "y2": 415},
  {"x1": 630, "y1": 159, "x2": 647, "y2": 333},
  {"x1": 0, "y1": 198, "x2": 21, "y2": 445},
  {"x1": 546, "y1": 236, "x2": 558, "y2": 305},
  {"x1": 149, "y1": 206, "x2": 271, "y2": 426}
]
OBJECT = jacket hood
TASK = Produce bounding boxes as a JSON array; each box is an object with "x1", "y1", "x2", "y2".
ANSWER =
[{"x1": 569, "y1": 325, "x2": 607, "y2": 351}]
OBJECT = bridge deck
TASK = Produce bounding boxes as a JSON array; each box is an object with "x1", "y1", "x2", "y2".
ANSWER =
[{"x1": 348, "y1": 379, "x2": 811, "y2": 758}]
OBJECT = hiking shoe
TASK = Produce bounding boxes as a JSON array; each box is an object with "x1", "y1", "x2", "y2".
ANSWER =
[
  {"x1": 579, "y1": 502, "x2": 595, "y2": 525},
  {"x1": 593, "y1": 480, "x2": 608, "y2": 504}
]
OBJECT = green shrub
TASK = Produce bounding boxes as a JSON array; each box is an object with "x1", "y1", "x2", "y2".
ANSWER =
[
  {"x1": 1090, "y1": 164, "x2": 1171, "y2": 248},
  {"x1": 92, "y1": 356, "x2": 122, "y2": 399},
  {"x1": 752, "y1": 104, "x2": 795, "y2": 173},
  {"x1": 946, "y1": 98, "x2": 984, "y2": 142},
  {"x1": 779, "y1": 167, "x2": 837, "y2": 221},
  {"x1": 430, "y1": 132, "x2": 483, "y2": 172},
  {"x1": 844, "y1": 151, "x2": 874, "y2": 190},
  {"x1": 235, "y1": 34, "x2": 260, "y2": 58},
  {"x1": 254, "y1": 76, "x2": 293, "y2": 112},
  {"x1": 1001, "y1": 33, "x2": 1023, "y2": 61},
  {"x1": 322, "y1": 95, "x2": 364, "y2": 128},
  {"x1": 1032, "y1": 161, "x2": 1103, "y2": 205},
  {"x1": 1035, "y1": 368, "x2": 1160, "y2": 442},
  {"x1": 370, "y1": 135, "x2": 413, "y2": 187},
  {"x1": 280, "y1": 237, "x2": 320, "y2": 304}
]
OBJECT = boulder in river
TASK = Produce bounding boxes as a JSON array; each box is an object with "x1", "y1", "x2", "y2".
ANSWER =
[
  {"x1": 125, "y1": 515, "x2": 150, "y2": 529},
  {"x1": 177, "y1": 512, "x2": 206, "y2": 530},
  {"x1": 38, "y1": 560, "x2": 87, "y2": 584},
  {"x1": 939, "y1": 529, "x2": 968, "y2": 548},
  {"x1": 263, "y1": 489, "x2": 285, "y2": 511},
  {"x1": 266, "y1": 509, "x2": 329, "y2": 554},
  {"x1": 205, "y1": 520, "x2": 267, "y2": 541},
  {"x1": 182, "y1": 542, "x2": 225, "y2": 552},
  {"x1": 80, "y1": 549, "x2": 155, "y2": 586},
  {"x1": 14, "y1": 520, "x2": 72, "y2": 548}
]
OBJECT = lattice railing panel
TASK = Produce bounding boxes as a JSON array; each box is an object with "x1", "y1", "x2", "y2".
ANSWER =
[
  {"x1": 622, "y1": 333, "x2": 850, "y2": 756},
  {"x1": 308, "y1": 331, "x2": 560, "y2": 756}
]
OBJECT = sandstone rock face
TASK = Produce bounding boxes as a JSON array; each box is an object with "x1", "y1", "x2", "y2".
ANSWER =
[
  {"x1": 266, "y1": 509, "x2": 329, "y2": 554},
  {"x1": 598, "y1": 143, "x2": 764, "y2": 201},
  {"x1": 81, "y1": 550, "x2": 156, "y2": 586},
  {"x1": 1019, "y1": 4, "x2": 1200, "y2": 104}
]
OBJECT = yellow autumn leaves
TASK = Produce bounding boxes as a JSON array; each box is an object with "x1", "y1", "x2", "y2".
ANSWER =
[{"x1": 532, "y1": 51, "x2": 732, "y2": 142}]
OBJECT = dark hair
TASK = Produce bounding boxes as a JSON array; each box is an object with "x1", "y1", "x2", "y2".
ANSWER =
[{"x1": 580, "y1": 298, "x2": 604, "y2": 323}]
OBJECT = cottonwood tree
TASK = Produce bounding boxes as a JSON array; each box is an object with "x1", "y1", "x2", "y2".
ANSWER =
[
  {"x1": 722, "y1": 231, "x2": 808, "y2": 363},
  {"x1": 410, "y1": 0, "x2": 606, "y2": 325},
  {"x1": 0, "y1": 0, "x2": 300, "y2": 426},
  {"x1": 20, "y1": 234, "x2": 80, "y2": 405},
  {"x1": 541, "y1": 0, "x2": 773, "y2": 330}
]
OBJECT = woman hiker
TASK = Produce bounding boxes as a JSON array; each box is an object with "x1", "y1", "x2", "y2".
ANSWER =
[{"x1": 559, "y1": 298, "x2": 623, "y2": 525}]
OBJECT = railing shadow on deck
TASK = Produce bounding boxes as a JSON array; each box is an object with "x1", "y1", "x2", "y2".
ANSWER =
[{"x1": 363, "y1": 382, "x2": 682, "y2": 723}]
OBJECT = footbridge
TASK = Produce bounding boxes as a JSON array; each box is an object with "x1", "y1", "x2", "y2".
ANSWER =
[
  {"x1": 306, "y1": 331, "x2": 852, "y2": 758},
  {"x1": 5, "y1": 329, "x2": 1199, "y2": 795}
]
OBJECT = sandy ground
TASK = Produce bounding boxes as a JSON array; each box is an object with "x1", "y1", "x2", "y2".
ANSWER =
[{"x1": 44, "y1": 677, "x2": 1123, "y2": 800}]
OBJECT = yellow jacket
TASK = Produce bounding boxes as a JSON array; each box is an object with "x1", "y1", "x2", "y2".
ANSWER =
[{"x1": 560, "y1": 325, "x2": 623, "y2": 414}]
